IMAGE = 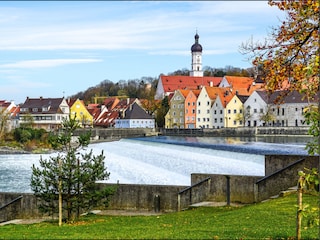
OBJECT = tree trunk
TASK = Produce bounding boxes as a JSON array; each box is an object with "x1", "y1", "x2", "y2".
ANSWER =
[
  {"x1": 58, "y1": 159, "x2": 62, "y2": 227},
  {"x1": 296, "y1": 178, "x2": 303, "y2": 240}
]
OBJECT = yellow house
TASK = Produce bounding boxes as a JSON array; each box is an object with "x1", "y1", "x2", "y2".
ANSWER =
[
  {"x1": 67, "y1": 98, "x2": 93, "y2": 127},
  {"x1": 225, "y1": 95, "x2": 248, "y2": 128}
]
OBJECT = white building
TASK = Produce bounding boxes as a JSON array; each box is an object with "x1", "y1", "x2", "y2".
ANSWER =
[{"x1": 115, "y1": 102, "x2": 155, "y2": 129}]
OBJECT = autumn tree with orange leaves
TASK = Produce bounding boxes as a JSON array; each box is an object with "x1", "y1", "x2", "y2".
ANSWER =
[
  {"x1": 240, "y1": 1, "x2": 319, "y2": 239},
  {"x1": 240, "y1": 0, "x2": 319, "y2": 154}
]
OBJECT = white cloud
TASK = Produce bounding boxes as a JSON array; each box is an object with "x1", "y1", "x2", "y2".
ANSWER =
[
  {"x1": 0, "y1": 2, "x2": 284, "y2": 52},
  {"x1": 0, "y1": 58, "x2": 102, "y2": 69}
]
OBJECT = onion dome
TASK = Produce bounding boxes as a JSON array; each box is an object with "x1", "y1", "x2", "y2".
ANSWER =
[{"x1": 191, "y1": 33, "x2": 202, "y2": 52}]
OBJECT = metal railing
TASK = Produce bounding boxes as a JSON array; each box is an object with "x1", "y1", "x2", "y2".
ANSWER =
[
  {"x1": 177, "y1": 177, "x2": 211, "y2": 211},
  {"x1": 0, "y1": 195, "x2": 23, "y2": 211}
]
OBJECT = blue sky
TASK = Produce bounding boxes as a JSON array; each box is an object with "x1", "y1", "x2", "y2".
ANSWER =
[{"x1": 0, "y1": 1, "x2": 285, "y2": 104}]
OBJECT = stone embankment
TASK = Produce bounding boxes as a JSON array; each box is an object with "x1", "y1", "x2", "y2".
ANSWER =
[{"x1": 0, "y1": 146, "x2": 30, "y2": 155}]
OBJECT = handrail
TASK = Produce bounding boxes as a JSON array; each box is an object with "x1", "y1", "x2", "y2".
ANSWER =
[
  {"x1": 256, "y1": 158, "x2": 305, "y2": 184},
  {"x1": 178, "y1": 177, "x2": 211, "y2": 211},
  {"x1": 178, "y1": 177, "x2": 211, "y2": 195},
  {"x1": 0, "y1": 195, "x2": 23, "y2": 211}
]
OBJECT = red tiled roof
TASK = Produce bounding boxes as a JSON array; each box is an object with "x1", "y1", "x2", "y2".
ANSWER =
[
  {"x1": 160, "y1": 75, "x2": 222, "y2": 93},
  {"x1": 224, "y1": 76, "x2": 254, "y2": 88},
  {"x1": 179, "y1": 89, "x2": 191, "y2": 98}
]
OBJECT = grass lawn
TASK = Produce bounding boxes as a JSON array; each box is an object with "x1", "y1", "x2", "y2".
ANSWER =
[{"x1": 0, "y1": 193, "x2": 318, "y2": 239}]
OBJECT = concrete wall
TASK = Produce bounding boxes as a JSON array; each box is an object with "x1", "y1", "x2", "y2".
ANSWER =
[
  {"x1": 100, "y1": 183, "x2": 187, "y2": 213},
  {"x1": 162, "y1": 127, "x2": 309, "y2": 137},
  {"x1": 74, "y1": 128, "x2": 157, "y2": 141},
  {"x1": 191, "y1": 174, "x2": 262, "y2": 203},
  {"x1": 0, "y1": 154, "x2": 318, "y2": 221},
  {"x1": 256, "y1": 156, "x2": 319, "y2": 202},
  {"x1": 0, "y1": 193, "x2": 40, "y2": 222},
  {"x1": 178, "y1": 177, "x2": 211, "y2": 211}
]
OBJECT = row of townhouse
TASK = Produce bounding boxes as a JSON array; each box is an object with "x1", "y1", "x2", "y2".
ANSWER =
[
  {"x1": 165, "y1": 87, "x2": 316, "y2": 129},
  {"x1": 0, "y1": 96, "x2": 155, "y2": 132}
]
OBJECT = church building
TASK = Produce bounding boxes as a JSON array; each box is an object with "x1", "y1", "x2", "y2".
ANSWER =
[{"x1": 154, "y1": 33, "x2": 222, "y2": 100}]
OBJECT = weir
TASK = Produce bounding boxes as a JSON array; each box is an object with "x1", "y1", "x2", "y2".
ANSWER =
[{"x1": 0, "y1": 136, "x2": 317, "y2": 221}]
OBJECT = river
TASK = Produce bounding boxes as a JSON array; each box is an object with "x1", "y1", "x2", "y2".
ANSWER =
[{"x1": 0, "y1": 136, "x2": 310, "y2": 193}]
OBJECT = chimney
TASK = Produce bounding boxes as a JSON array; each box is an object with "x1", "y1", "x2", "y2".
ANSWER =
[{"x1": 210, "y1": 81, "x2": 213, "y2": 87}]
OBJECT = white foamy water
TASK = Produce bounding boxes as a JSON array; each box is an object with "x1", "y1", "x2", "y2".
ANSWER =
[
  {"x1": 0, "y1": 138, "x2": 265, "y2": 193},
  {"x1": 91, "y1": 139, "x2": 265, "y2": 186}
]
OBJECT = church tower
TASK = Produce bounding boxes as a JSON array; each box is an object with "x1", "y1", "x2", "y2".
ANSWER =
[{"x1": 190, "y1": 32, "x2": 203, "y2": 77}]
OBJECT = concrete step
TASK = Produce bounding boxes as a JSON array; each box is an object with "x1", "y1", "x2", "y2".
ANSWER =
[
  {"x1": 279, "y1": 186, "x2": 297, "y2": 197},
  {"x1": 0, "y1": 219, "x2": 23, "y2": 226},
  {"x1": 190, "y1": 201, "x2": 244, "y2": 207}
]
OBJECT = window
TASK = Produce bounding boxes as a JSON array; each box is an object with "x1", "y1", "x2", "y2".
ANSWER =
[
  {"x1": 32, "y1": 108, "x2": 38, "y2": 112},
  {"x1": 228, "y1": 109, "x2": 231, "y2": 114},
  {"x1": 220, "y1": 110, "x2": 223, "y2": 114},
  {"x1": 198, "y1": 110, "x2": 201, "y2": 114},
  {"x1": 234, "y1": 99, "x2": 237, "y2": 103},
  {"x1": 207, "y1": 101, "x2": 210, "y2": 106},
  {"x1": 173, "y1": 104, "x2": 176, "y2": 109},
  {"x1": 220, "y1": 118, "x2": 223, "y2": 123},
  {"x1": 197, "y1": 118, "x2": 200, "y2": 122},
  {"x1": 214, "y1": 110, "x2": 217, "y2": 114},
  {"x1": 198, "y1": 102, "x2": 201, "y2": 106},
  {"x1": 260, "y1": 109, "x2": 263, "y2": 113},
  {"x1": 254, "y1": 109, "x2": 257, "y2": 113},
  {"x1": 282, "y1": 108, "x2": 285, "y2": 115},
  {"x1": 203, "y1": 118, "x2": 206, "y2": 122},
  {"x1": 192, "y1": 109, "x2": 195, "y2": 114},
  {"x1": 186, "y1": 109, "x2": 188, "y2": 114},
  {"x1": 207, "y1": 110, "x2": 210, "y2": 114},
  {"x1": 214, "y1": 118, "x2": 217, "y2": 123},
  {"x1": 188, "y1": 102, "x2": 190, "y2": 106},
  {"x1": 233, "y1": 120, "x2": 236, "y2": 125},
  {"x1": 233, "y1": 109, "x2": 237, "y2": 114},
  {"x1": 207, "y1": 118, "x2": 210, "y2": 122},
  {"x1": 240, "y1": 109, "x2": 243, "y2": 114}
]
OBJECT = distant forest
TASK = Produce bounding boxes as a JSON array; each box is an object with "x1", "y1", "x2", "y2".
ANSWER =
[{"x1": 70, "y1": 65, "x2": 255, "y2": 104}]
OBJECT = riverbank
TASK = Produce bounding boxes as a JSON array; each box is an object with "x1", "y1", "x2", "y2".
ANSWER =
[
  {"x1": 0, "y1": 146, "x2": 30, "y2": 154},
  {"x1": 0, "y1": 145, "x2": 55, "y2": 155}
]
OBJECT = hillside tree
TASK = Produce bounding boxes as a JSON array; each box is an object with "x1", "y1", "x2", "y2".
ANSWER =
[{"x1": 0, "y1": 109, "x2": 10, "y2": 141}]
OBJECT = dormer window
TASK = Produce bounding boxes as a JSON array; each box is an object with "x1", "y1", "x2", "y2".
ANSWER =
[
  {"x1": 32, "y1": 108, "x2": 38, "y2": 112},
  {"x1": 42, "y1": 106, "x2": 50, "y2": 112}
]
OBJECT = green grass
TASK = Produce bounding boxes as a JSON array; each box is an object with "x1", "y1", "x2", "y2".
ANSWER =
[{"x1": 0, "y1": 193, "x2": 319, "y2": 239}]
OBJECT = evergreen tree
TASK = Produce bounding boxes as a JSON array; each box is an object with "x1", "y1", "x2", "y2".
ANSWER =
[{"x1": 31, "y1": 116, "x2": 114, "y2": 224}]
